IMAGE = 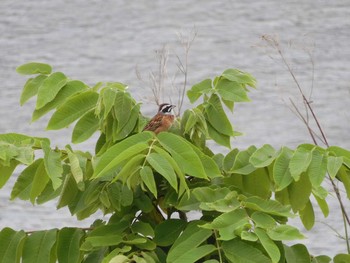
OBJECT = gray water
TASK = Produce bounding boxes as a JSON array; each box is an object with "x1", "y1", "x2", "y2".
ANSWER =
[{"x1": 1, "y1": 0, "x2": 350, "y2": 258}]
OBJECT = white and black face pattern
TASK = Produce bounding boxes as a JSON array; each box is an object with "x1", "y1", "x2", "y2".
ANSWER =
[{"x1": 158, "y1": 103, "x2": 176, "y2": 115}]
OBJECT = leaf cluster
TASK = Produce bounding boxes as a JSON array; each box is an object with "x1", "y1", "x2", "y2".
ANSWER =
[{"x1": 0, "y1": 62, "x2": 349, "y2": 262}]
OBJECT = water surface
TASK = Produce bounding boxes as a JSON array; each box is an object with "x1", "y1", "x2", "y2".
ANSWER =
[{"x1": 1, "y1": 0, "x2": 349, "y2": 256}]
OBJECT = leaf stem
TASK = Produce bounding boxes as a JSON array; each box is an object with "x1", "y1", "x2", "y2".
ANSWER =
[
  {"x1": 214, "y1": 229, "x2": 223, "y2": 263},
  {"x1": 343, "y1": 211, "x2": 350, "y2": 253},
  {"x1": 25, "y1": 227, "x2": 93, "y2": 235}
]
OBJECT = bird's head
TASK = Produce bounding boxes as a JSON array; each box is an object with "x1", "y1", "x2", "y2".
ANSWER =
[{"x1": 158, "y1": 103, "x2": 176, "y2": 115}]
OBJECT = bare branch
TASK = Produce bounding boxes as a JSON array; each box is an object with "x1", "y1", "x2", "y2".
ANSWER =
[
  {"x1": 136, "y1": 27, "x2": 197, "y2": 116},
  {"x1": 261, "y1": 35, "x2": 350, "y2": 232},
  {"x1": 175, "y1": 26, "x2": 198, "y2": 116}
]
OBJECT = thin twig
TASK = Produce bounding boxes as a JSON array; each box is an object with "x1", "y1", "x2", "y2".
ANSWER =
[
  {"x1": 175, "y1": 27, "x2": 197, "y2": 116},
  {"x1": 344, "y1": 212, "x2": 350, "y2": 253},
  {"x1": 289, "y1": 98, "x2": 317, "y2": 145}
]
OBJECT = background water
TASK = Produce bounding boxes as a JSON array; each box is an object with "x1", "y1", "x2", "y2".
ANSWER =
[{"x1": 1, "y1": 0, "x2": 350, "y2": 257}]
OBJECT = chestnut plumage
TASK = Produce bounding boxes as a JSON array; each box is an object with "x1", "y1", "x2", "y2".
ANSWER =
[{"x1": 143, "y1": 103, "x2": 176, "y2": 134}]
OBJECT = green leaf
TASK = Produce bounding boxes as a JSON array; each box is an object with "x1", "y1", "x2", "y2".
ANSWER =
[
  {"x1": 176, "y1": 192, "x2": 201, "y2": 211},
  {"x1": 101, "y1": 88, "x2": 117, "y2": 118},
  {"x1": 207, "y1": 121, "x2": 231, "y2": 148},
  {"x1": 36, "y1": 180, "x2": 62, "y2": 205},
  {"x1": 328, "y1": 146, "x2": 350, "y2": 166},
  {"x1": 336, "y1": 167, "x2": 350, "y2": 199},
  {"x1": 99, "y1": 189, "x2": 110, "y2": 208},
  {"x1": 183, "y1": 109, "x2": 198, "y2": 133},
  {"x1": 83, "y1": 248, "x2": 108, "y2": 263},
  {"x1": 114, "y1": 92, "x2": 133, "y2": 131},
  {"x1": 251, "y1": 211, "x2": 277, "y2": 229},
  {"x1": 157, "y1": 133, "x2": 207, "y2": 179},
  {"x1": 307, "y1": 149, "x2": 327, "y2": 187},
  {"x1": 0, "y1": 133, "x2": 49, "y2": 147},
  {"x1": 167, "y1": 221, "x2": 215, "y2": 263},
  {"x1": 93, "y1": 132, "x2": 153, "y2": 178},
  {"x1": 170, "y1": 245, "x2": 216, "y2": 263},
  {"x1": 41, "y1": 140, "x2": 63, "y2": 190},
  {"x1": 201, "y1": 209, "x2": 249, "y2": 232},
  {"x1": 193, "y1": 151, "x2": 222, "y2": 179},
  {"x1": 66, "y1": 148, "x2": 84, "y2": 190},
  {"x1": 72, "y1": 109, "x2": 100, "y2": 143},
  {"x1": 134, "y1": 189, "x2": 153, "y2": 213},
  {"x1": 154, "y1": 219, "x2": 187, "y2": 247},
  {"x1": 244, "y1": 196, "x2": 292, "y2": 217},
  {"x1": 220, "y1": 99, "x2": 234, "y2": 113},
  {"x1": 11, "y1": 159, "x2": 41, "y2": 200},
  {"x1": 221, "y1": 68, "x2": 257, "y2": 88},
  {"x1": 16, "y1": 62, "x2": 52, "y2": 75},
  {"x1": 0, "y1": 143, "x2": 33, "y2": 166},
  {"x1": 82, "y1": 223, "x2": 128, "y2": 249},
  {"x1": 249, "y1": 144, "x2": 277, "y2": 168},
  {"x1": 284, "y1": 244, "x2": 310, "y2": 263},
  {"x1": 102, "y1": 247, "x2": 132, "y2": 263},
  {"x1": 241, "y1": 231, "x2": 258, "y2": 242},
  {"x1": 113, "y1": 103, "x2": 141, "y2": 141},
  {"x1": 223, "y1": 148, "x2": 239, "y2": 171},
  {"x1": 289, "y1": 147, "x2": 313, "y2": 181},
  {"x1": 147, "y1": 152, "x2": 178, "y2": 191},
  {"x1": 255, "y1": 228, "x2": 280, "y2": 263},
  {"x1": 96, "y1": 143, "x2": 148, "y2": 180},
  {"x1": 313, "y1": 194, "x2": 329, "y2": 217},
  {"x1": 14, "y1": 146, "x2": 34, "y2": 165},
  {"x1": 107, "y1": 182, "x2": 133, "y2": 211},
  {"x1": 202, "y1": 210, "x2": 248, "y2": 241},
  {"x1": 36, "y1": 72, "x2": 68, "y2": 109},
  {"x1": 243, "y1": 168, "x2": 271, "y2": 199},
  {"x1": 314, "y1": 255, "x2": 331, "y2": 263},
  {"x1": 131, "y1": 221, "x2": 155, "y2": 238},
  {"x1": 32, "y1": 80, "x2": 87, "y2": 121},
  {"x1": 193, "y1": 186, "x2": 231, "y2": 203},
  {"x1": 0, "y1": 143, "x2": 17, "y2": 166},
  {"x1": 199, "y1": 191, "x2": 240, "y2": 213},
  {"x1": 222, "y1": 239, "x2": 271, "y2": 263},
  {"x1": 267, "y1": 225, "x2": 304, "y2": 241},
  {"x1": 57, "y1": 173, "x2": 79, "y2": 209},
  {"x1": 153, "y1": 145, "x2": 189, "y2": 196},
  {"x1": 0, "y1": 161, "x2": 18, "y2": 189},
  {"x1": 22, "y1": 229, "x2": 57, "y2": 263},
  {"x1": 327, "y1": 155, "x2": 343, "y2": 179},
  {"x1": 57, "y1": 228, "x2": 84, "y2": 263},
  {"x1": 216, "y1": 78, "x2": 250, "y2": 102},
  {"x1": 231, "y1": 145, "x2": 257, "y2": 174},
  {"x1": 273, "y1": 147, "x2": 294, "y2": 191},
  {"x1": 20, "y1": 75, "x2": 47, "y2": 105},
  {"x1": 140, "y1": 166, "x2": 157, "y2": 198},
  {"x1": 205, "y1": 94, "x2": 234, "y2": 136},
  {"x1": 288, "y1": 172, "x2": 312, "y2": 212},
  {"x1": 299, "y1": 200, "x2": 315, "y2": 230},
  {"x1": 105, "y1": 254, "x2": 129, "y2": 262},
  {"x1": 0, "y1": 228, "x2": 26, "y2": 263},
  {"x1": 334, "y1": 254, "x2": 350, "y2": 263},
  {"x1": 187, "y1": 79, "x2": 212, "y2": 103},
  {"x1": 113, "y1": 154, "x2": 145, "y2": 185},
  {"x1": 105, "y1": 81, "x2": 128, "y2": 91},
  {"x1": 47, "y1": 91, "x2": 99, "y2": 130},
  {"x1": 30, "y1": 159, "x2": 50, "y2": 204}
]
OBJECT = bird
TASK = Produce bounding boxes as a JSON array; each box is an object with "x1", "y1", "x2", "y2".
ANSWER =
[{"x1": 143, "y1": 103, "x2": 176, "y2": 134}]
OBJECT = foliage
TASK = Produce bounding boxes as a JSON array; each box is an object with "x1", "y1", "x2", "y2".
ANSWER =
[{"x1": 0, "y1": 62, "x2": 349, "y2": 262}]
